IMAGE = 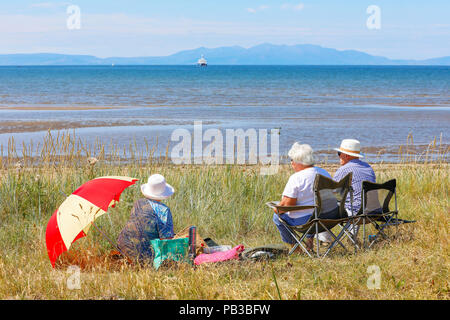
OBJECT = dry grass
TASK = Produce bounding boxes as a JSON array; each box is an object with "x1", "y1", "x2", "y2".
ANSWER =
[{"x1": 0, "y1": 133, "x2": 448, "y2": 300}]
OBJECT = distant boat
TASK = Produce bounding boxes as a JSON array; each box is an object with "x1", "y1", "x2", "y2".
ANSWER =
[{"x1": 197, "y1": 54, "x2": 207, "y2": 66}]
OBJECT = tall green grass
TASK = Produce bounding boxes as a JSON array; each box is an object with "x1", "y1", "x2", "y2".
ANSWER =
[{"x1": 0, "y1": 132, "x2": 448, "y2": 299}]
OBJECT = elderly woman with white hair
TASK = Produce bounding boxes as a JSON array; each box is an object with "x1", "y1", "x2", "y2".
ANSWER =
[{"x1": 272, "y1": 142, "x2": 332, "y2": 251}]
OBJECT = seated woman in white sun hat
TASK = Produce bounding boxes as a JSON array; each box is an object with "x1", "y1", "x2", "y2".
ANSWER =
[{"x1": 117, "y1": 174, "x2": 175, "y2": 263}]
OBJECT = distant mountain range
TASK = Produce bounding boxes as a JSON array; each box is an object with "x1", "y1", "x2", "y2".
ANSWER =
[{"x1": 1, "y1": 44, "x2": 449, "y2": 65}]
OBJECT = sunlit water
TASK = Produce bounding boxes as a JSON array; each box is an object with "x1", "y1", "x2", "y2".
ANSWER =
[{"x1": 0, "y1": 66, "x2": 449, "y2": 162}]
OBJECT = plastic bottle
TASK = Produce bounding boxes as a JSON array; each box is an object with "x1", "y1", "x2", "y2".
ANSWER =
[{"x1": 203, "y1": 245, "x2": 232, "y2": 254}]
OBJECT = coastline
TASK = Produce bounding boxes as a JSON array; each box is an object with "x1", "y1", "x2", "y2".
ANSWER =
[
  {"x1": 1, "y1": 102, "x2": 448, "y2": 163},
  {"x1": 0, "y1": 119, "x2": 220, "y2": 134},
  {"x1": 1, "y1": 102, "x2": 449, "y2": 110},
  {"x1": 0, "y1": 105, "x2": 122, "y2": 111},
  {"x1": 0, "y1": 121, "x2": 448, "y2": 162},
  {"x1": 0, "y1": 120, "x2": 155, "y2": 134}
]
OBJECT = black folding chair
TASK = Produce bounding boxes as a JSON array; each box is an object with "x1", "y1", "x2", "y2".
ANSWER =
[
  {"x1": 267, "y1": 173, "x2": 354, "y2": 258},
  {"x1": 352, "y1": 179, "x2": 416, "y2": 249}
]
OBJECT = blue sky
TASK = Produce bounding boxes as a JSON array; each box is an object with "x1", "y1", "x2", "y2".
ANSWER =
[{"x1": 1, "y1": 0, "x2": 449, "y2": 59}]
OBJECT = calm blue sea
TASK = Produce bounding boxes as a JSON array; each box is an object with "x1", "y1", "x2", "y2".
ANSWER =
[
  {"x1": 0, "y1": 65, "x2": 449, "y2": 162},
  {"x1": 0, "y1": 65, "x2": 449, "y2": 107}
]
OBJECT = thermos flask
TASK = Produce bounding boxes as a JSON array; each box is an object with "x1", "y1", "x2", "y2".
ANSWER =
[{"x1": 188, "y1": 226, "x2": 196, "y2": 261}]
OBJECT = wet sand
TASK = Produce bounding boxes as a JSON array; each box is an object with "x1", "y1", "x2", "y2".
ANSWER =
[
  {"x1": 1, "y1": 104, "x2": 448, "y2": 161},
  {"x1": 0, "y1": 105, "x2": 122, "y2": 111},
  {"x1": 1, "y1": 119, "x2": 447, "y2": 158},
  {"x1": 385, "y1": 103, "x2": 443, "y2": 108},
  {"x1": 0, "y1": 120, "x2": 157, "y2": 134},
  {"x1": 0, "y1": 119, "x2": 219, "y2": 134},
  {"x1": 1, "y1": 102, "x2": 448, "y2": 111},
  {"x1": 0, "y1": 104, "x2": 194, "y2": 111},
  {"x1": 318, "y1": 144, "x2": 450, "y2": 156}
]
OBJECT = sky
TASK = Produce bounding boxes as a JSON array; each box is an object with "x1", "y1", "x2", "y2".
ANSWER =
[{"x1": 0, "y1": 0, "x2": 449, "y2": 60}]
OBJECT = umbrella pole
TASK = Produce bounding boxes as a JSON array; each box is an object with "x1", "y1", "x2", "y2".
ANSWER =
[{"x1": 91, "y1": 222, "x2": 131, "y2": 263}]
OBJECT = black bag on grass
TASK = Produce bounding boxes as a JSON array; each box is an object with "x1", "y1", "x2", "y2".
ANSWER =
[{"x1": 240, "y1": 244, "x2": 289, "y2": 261}]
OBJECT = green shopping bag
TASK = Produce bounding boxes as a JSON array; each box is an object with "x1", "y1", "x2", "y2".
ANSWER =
[{"x1": 150, "y1": 237, "x2": 190, "y2": 270}]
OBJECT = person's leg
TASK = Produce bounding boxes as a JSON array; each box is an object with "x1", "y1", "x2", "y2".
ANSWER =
[
  {"x1": 272, "y1": 213, "x2": 311, "y2": 245},
  {"x1": 304, "y1": 237, "x2": 314, "y2": 251},
  {"x1": 346, "y1": 208, "x2": 360, "y2": 237},
  {"x1": 272, "y1": 213, "x2": 296, "y2": 244},
  {"x1": 315, "y1": 231, "x2": 333, "y2": 243},
  {"x1": 315, "y1": 207, "x2": 339, "y2": 243}
]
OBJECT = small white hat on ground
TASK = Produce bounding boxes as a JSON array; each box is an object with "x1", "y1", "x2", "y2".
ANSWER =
[
  {"x1": 141, "y1": 174, "x2": 175, "y2": 200},
  {"x1": 334, "y1": 139, "x2": 364, "y2": 158}
]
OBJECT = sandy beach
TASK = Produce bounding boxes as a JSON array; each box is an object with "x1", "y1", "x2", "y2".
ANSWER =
[
  {"x1": 0, "y1": 105, "x2": 122, "y2": 111},
  {"x1": 0, "y1": 120, "x2": 154, "y2": 134}
]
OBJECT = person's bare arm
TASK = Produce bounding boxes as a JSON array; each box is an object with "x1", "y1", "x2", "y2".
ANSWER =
[{"x1": 273, "y1": 196, "x2": 297, "y2": 214}]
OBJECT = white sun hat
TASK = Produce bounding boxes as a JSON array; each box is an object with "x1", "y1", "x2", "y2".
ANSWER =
[
  {"x1": 334, "y1": 139, "x2": 364, "y2": 158},
  {"x1": 140, "y1": 174, "x2": 175, "y2": 200}
]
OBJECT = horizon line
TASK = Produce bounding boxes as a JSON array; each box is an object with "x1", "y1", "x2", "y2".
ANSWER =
[
  {"x1": 0, "y1": 42, "x2": 449, "y2": 61},
  {"x1": 1, "y1": 64, "x2": 449, "y2": 67}
]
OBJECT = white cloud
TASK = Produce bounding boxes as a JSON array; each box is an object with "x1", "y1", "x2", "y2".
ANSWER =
[
  {"x1": 0, "y1": 14, "x2": 64, "y2": 33},
  {"x1": 30, "y1": 2, "x2": 71, "y2": 8},
  {"x1": 248, "y1": 3, "x2": 306, "y2": 14},
  {"x1": 294, "y1": 3, "x2": 304, "y2": 11},
  {"x1": 0, "y1": 13, "x2": 311, "y2": 37},
  {"x1": 246, "y1": 5, "x2": 269, "y2": 13},
  {"x1": 30, "y1": 2, "x2": 53, "y2": 8},
  {"x1": 281, "y1": 3, "x2": 304, "y2": 11}
]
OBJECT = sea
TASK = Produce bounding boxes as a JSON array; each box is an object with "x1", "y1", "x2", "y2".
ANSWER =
[{"x1": 0, "y1": 65, "x2": 449, "y2": 163}]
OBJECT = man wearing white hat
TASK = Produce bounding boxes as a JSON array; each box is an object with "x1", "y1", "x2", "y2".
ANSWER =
[
  {"x1": 117, "y1": 174, "x2": 176, "y2": 263},
  {"x1": 333, "y1": 139, "x2": 376, "y2": 237}
]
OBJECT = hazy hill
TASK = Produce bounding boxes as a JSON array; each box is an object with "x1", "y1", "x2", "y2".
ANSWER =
[{"x1": 0, "y1": 44, "x2": 448, "y2": 65}]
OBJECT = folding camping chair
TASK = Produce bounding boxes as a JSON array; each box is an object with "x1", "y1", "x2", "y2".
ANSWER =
[
  {"x1": 267, "y1": 172, "x2": 354, "y2": 258},
  {"x1": 351, "y1": 179, "x2": 416, "y2": 249}
]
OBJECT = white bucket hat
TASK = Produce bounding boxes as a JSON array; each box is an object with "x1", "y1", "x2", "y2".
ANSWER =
[
  {"x1": 334, "y1": 139, "x2": 364, "y2": 158},
  {"x1": 140, "y1": 174, "x2": 174, "y2": 200}
]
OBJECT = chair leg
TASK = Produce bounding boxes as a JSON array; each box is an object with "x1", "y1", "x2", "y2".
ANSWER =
[
  {"x1": 366, "y1": 216, "x2": 390, "y2": 248},
  {"x1": 321, "y1": 223, "x2": 348, "y2": 258},
  {"x1": 343, "y1": 227, "x2": 359, "y2": 251},
  {"x1": 343, "y1": 217, "x2": 361, "y2": 252},
  {"x1": 319, "y1": 221, "x2": 347, "y2": 251},
  {"x1": 315, "y1": 222, "x2": 320, "y2": 258},
  {"x1": 288, "y1": 242, "x2": 299, "y2": 255},
  {"x1": 330, "y1": 222, "x2": 359, "y2": 255},
  {"x1": 289, "y1": 230, "x2": 312, "y2": 257},
  {"x1": 381, "y1": 213, "x2": 399, "y2": 236},
  {"x1": 281, "y1": 221, "x2": 313, "y2": 258},
  {"x1": 363, "y1": 219, "x2": 367, "y2": 249},
  {"x1": 296, "y1": 230, "x2": 314, "y2": 258},
  {"x1": 353, "y1": 217, "x2": 361, "y2": 253},
  {"x1": 395, "y1": 213, "x2": 399, "y2": 238}
]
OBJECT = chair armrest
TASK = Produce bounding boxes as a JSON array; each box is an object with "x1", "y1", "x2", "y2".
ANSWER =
[{"x1": 266, "y1": 201, "x2": 317, "y2": 213}]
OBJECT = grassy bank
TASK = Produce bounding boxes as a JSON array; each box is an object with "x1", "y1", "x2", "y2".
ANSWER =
[
  {"x1": 0, "y1": 155, "x2": 448, "y2": 299},
  {"x1": 0, "y1": 132, "x2": 448, "y2": 299}
]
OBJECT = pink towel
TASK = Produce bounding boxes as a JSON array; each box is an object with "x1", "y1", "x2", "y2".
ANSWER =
[{"x1": 194, "y1": 245, "x2": 245, "y2": 265}]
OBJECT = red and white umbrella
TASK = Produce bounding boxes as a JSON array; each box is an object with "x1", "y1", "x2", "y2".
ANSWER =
[{"x1": 45, "y1": 176, "x2": 138, "y2": 267}]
